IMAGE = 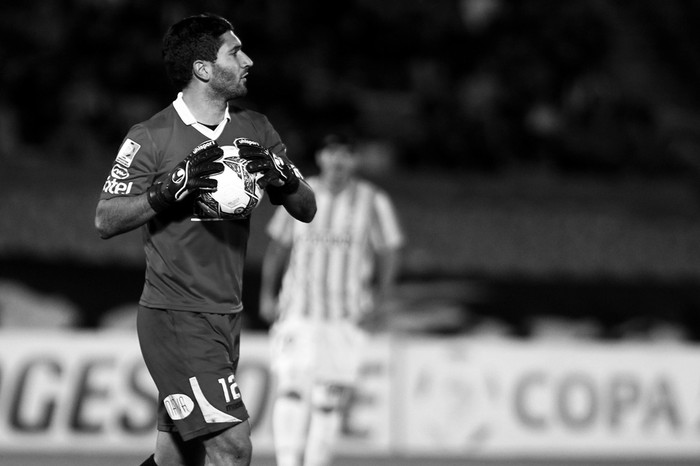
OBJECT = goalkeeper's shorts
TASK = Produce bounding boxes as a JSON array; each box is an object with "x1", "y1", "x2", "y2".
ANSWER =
[{"x1": 137, "y1": 305, "x2": 249, "y2": 441}]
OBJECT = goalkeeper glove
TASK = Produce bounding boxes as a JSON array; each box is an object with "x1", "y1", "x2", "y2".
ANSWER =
[
  {"x1": 235, "y1": 138, "x2": 301, "y2": 205},
  {"x1": 147, "y1": 140, "x2": 223, "y2": 213}
]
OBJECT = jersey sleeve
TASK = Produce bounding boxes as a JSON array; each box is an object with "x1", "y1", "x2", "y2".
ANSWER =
[
  {"x1": 99, "y1": 124, "x2": 158, "y2": 200},
  {"x1": 256, "y1": 114, "x2": 286, "y2": 158},
  {"x1": 257, "y1": 115, "x2": 306, "y2": 180},
  {"x1": 369, "y1": 189, "x2": 405, "y2": 251}
]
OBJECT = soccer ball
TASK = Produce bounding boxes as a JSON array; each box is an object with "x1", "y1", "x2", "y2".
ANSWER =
[{"x1": 196, "y1": 144, "x2": 264, "y2": 220}]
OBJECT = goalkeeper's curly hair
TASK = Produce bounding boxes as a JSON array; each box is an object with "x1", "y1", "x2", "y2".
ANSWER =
[{"x1": 162, "y1": 13, "x2": 234, "y2": 91}]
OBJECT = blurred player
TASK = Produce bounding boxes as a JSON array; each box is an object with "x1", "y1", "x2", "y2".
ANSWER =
[
  {"x1": 94, "y1": 14, "x2": 316, "y2": 466},
  {"x1": 259, "y1": 133, "x2": 404, "y2": 466}
]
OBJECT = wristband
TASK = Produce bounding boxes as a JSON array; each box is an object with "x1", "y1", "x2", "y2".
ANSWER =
[
  {"x1": 146, "y1": 184, "x2": 171, "y2": 213},
  {"x1": 279, "y1": 174, "x2": 300, "y2": 195},
  {"x1": 266, "y1": 176, "x2": 299, "y2": 205}
]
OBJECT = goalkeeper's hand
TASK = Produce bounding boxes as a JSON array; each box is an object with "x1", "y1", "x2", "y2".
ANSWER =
[
  {"x1": 147, "y1": 140, "x2": 224, "y2": 213},
  {"x1": 235, "y1": 138, "x2": 301, "y2": 205}
]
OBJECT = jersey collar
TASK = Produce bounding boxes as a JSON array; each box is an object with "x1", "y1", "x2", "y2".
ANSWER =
[{"x1": 173, "y1": 92, "x2": 231, "y2": 139}]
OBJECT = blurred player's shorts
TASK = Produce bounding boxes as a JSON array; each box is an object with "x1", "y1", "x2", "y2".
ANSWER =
[{"x1": 269, "y1": 318, "x2": 369, "y2": 387}]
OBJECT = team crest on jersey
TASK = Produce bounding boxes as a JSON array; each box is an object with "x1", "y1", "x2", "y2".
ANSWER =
[{"x1": 115, "y1": 139, "x2": 141, "y2": 167}]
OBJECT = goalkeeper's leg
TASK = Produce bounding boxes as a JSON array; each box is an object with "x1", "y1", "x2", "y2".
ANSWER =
[{"x1": 303, "y1": 382, "x2": 351, "y2": 466}]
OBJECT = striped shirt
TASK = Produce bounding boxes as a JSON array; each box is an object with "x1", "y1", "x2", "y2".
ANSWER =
[{"x1": 267, "y1": 176, "x2": 404, "y2": 321}]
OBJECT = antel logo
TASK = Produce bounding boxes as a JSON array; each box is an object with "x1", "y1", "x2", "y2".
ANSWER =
[{"x1": 103, "y1": 178, "x2": 134, "y2": 195}]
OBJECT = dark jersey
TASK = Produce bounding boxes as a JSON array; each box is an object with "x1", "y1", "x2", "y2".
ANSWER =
[{"x1": 100, "y1": 95, "x2": 285, "y2": 313}]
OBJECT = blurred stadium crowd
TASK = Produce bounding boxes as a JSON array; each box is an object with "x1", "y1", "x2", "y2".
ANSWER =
[
  {"x1": 1, "y1": 0, "x2": 700, "y2": 341},
  {"x1": 4, "y1": 0, "x2": 700, "y2": 173}
]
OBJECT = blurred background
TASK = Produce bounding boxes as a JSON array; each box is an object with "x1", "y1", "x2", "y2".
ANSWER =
[
  {"x1": 2, "y1": 0, "x2": 700, "y2": 464},
  {"x1": 2, "y1": 0, "x2": 700, "y2": 339}
]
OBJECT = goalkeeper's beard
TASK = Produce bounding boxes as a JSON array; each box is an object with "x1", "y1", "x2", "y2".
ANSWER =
[{"x1": 211, "y1": 66, "x2": 248, "y2": 100}]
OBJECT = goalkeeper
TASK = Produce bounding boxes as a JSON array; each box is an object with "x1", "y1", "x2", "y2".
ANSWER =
[
  {"x1": 94, "y1": 13, "x2": 315, "y2": 466},
  {"x1": 259, "y1": 132, "x2": 404, "y2": 466}
]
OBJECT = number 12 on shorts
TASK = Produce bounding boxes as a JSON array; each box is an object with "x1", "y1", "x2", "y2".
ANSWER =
[{"x1": 218, "y1": 374, "x2": 242, "y2": 403}]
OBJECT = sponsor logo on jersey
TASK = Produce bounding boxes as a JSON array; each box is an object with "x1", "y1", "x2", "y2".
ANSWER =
[
  {"x1": 163, "y1": 393, "x2": 194, "y2": 420},
  {"x1": 103, "y1": 178, "x2": 134, "y2": 195},
  {"x1": 110, "y1": 164, "x2": 129, "y2": 180},
  {"x1": 115, "y1": 139, "x2": 141, "y2": 167}
]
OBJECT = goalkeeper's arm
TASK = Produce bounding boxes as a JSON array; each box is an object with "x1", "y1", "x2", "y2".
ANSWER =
[
  {"x1": 276, "y1": 178, "x2": 316, "y2": 223},
  {"x1": 96, "y1": 140, "x2": 223, "y2": 239},
  {"x1": 236, "y1": 139, "x2": 316, "y2": 223},
  {"x1": 95, "y1": 194, "x2": 157, "y2": 239}
]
